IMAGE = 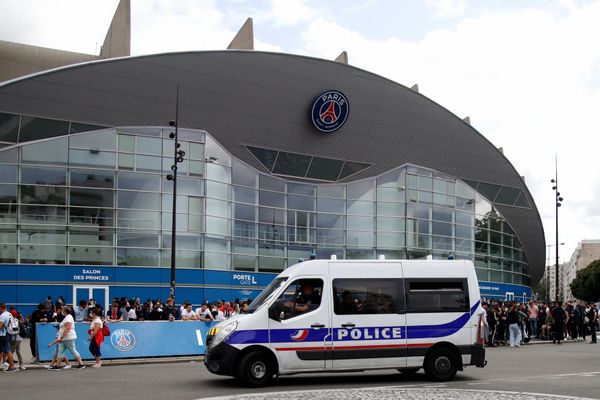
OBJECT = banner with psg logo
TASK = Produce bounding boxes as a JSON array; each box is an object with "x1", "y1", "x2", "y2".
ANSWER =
[{"x1": 36, "y1": 320, "x2": 217, "y2": 361}]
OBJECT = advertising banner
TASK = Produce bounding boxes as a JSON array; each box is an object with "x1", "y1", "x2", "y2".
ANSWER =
[{"x1": 36, "y1": 320, "x2": 218, "y2": 361}]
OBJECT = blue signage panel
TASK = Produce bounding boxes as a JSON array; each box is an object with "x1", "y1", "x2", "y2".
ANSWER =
[
  {"x1": 36, "y1": 321, "x2": 218, "y2": 361},
  {"x1": 478, "y1": 281, "x2": 532, "y2": 300}
]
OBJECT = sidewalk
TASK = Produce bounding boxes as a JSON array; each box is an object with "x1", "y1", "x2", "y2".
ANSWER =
[{"x1": 12, "y1": 339, "x2": 204, "y2": 370}]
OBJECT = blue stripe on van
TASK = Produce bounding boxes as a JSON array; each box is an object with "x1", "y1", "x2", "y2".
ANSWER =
[{"x1": 225, "y1": 301, "x2": 480, "y2": 345}]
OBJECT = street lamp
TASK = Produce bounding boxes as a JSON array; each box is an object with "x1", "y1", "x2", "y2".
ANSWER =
[
  {"x1": 165, "y1": 85, "x2": 185, "y2": 301},
  {"x1": 546, "y1": 243, "x2": 565, "y2": 301},
  {"x1": 550, "y1": 155, "x2": 564, "y2": 301}
]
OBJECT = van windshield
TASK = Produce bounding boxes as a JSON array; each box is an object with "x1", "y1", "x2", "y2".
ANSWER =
[{"x1": 247, "y1": 277, "x2": 288, "y2": 313}]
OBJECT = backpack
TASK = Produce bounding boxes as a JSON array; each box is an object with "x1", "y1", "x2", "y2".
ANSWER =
[
  {"x1": 102, "y1": 322, "x2": 110, "y2": 337},
  {"x1": 7, "y1": 314, "x2": 20, "y2": 335}
]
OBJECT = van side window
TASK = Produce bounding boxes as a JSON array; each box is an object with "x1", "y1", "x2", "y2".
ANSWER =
[
  {"x1": 268, "y1": 278, "x2": 323, "y2": 321},
  {"x1": 405, "y1": 279, "x2": 469, "y2": 312},
  {"x1": 332, "y1": 279, "x2": 405, "y2": 315}
]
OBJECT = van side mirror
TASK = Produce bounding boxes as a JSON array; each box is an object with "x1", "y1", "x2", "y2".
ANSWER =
[{"x1": 280, "y1": 311, "x2": 285, "y2": 320}]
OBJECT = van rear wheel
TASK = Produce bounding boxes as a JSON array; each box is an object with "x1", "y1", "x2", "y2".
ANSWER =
[
  {"x1": 424, "y1": 348, "x2": 458, "y2": 381},
  {"x1": 237, "y1": 351, "x2": 274, "y2": 387}
]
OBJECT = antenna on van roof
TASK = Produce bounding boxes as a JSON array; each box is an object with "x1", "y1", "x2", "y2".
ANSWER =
[
  {"x1": 448, "y1": 254, "x2": 455, "y2": 260},
  {"x1": 330, "y1": 255, "x2": 337, "y2": 260},
  {"x1": 426, "y1": 255, "x2": 433, "y2": 260},
  {"x1": 378, "y1": 255, "x2": 385, "y2": 260}
]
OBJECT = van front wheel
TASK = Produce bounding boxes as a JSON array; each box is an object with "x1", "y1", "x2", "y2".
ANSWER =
[
  {"x1": 424, "y1": 348, "x2": 458, "y2": 381},
  {"x1": 237, "y1": 351, "x2": 274, "y2": 387}
]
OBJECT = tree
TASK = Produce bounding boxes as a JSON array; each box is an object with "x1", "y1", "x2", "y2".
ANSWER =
[{"x1": 570, "y1": 259, "x2": 600, "y2": 302}]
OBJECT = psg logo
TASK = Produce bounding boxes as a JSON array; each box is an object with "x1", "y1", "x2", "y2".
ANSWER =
[
  {"x1": 311, "y1": 90, "x2": 349, "y2": 133},
  {"x1": 111, "y1": 328, "x2": 136, "y2": 352}
]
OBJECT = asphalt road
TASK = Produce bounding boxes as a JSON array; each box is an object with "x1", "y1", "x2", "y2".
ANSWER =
[{"x1": 2, "y1": 341, "x2": 599, "y2": 400}]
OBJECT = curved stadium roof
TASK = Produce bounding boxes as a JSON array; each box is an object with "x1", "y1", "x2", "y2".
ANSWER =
[{"x1": 0, "y1": 50, "x2": 545, "y2": 282}]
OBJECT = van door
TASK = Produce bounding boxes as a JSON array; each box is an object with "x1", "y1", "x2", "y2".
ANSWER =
[
  {"x1": 329, "y1": 262, "x2": 407, "y2": 370},
  {"x1": 267, "y1": 275, "x2": 331, "y2": 372}
]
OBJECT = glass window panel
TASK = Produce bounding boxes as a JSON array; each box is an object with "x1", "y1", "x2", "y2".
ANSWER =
[
  {"x1": 19, "y1": 227, "x2": 66, "y2": 245},
  {"x1": 347, "y1": 215, "x2": 373, "y2": 231},
  {"x1": 456, "y1": 225, "x2": 474, "y2": 239},
  {"x1": 377, "y1": 187, "x2": 404, "y2": 202},
  {"x1": 188, "y1": 213, "x2": 203, "y2": 232},
  {"x1": 19, "y1": 116, "x2": 69, "y2": 142},
  {"x1": 377, "y1": 217, "x2": 404, "y2": 232},
  {"x1": 160, "y1": 249, "x2": 202, "y2": 268},
  {"x1": 235, "y1": 203, "x2": 255, "y2": 221},
  {"x1": 407, "y1": 189, "x2": 417, "y2": 203},
  {"x1": 433, "y1": 193, "x2": 446, "y2": 206},
  {"x1": 117, "y1": 232, "x2": 159, "y2": 248},
  {"x1": 455, "y1": 238, "x2": 473, "y2": 253},
  {"x1": 205, "y1": 216, "x2": 230, "y2": 236},
  {"x1": 136, "y1": 155, "x2": 162, "y2": 172},
  {"x1": 496, "y1": 186, "x2": 521, "y2": 205},
  {"x1": 204, "y1": 136, "x2": 231, "y2": 167},
  {"x1": 456, "y1": 197, "x2": 475, "y2": 211},
  {"x1": 118, "y1": 134, "x2": 135, "y2": 152},
  {"x1": 20, "y1": 245, "x2": 65, "y2": 264},
  {"x1": 71, "y1": 170, "x2": 114, "y2": 188},
  {"x1": 347, "y1": 230, "x2": 373, "y2": 247},
  {"x1": 0, "y1": 241, "x2": 17, "y2": 263},
  {"x1": 317, "y1": 198, "x2": 345, "y2": 214},
  {"x1": 234, "y1": 220, "x2": 256, "y2": 238},
  {"x1": 70, "y1": 131, "x2": 116, "y2": 150},
  {"x1": 476, "y1": 182, "x2": 501, "y2": 202},
  {"x1": 136, "y1": 137, "x2": 162, "y2": 155},
  {"x1": 377, "y1": 168, "x2": 404, "y2": 188},
  {"x1": 21, "y1": 167, "x2": 66, "y2": 186},
  {"x1": 259, "y1": 207, "x2": 284, "y2": 225},
  {"x1": 317, "y1": 185, "x2": 345, "y2": 199},
  {"x1": 432, "y1": 221, "x2": 452, "y2": 236},
  {"x1": 288, "y1": 194, "x2": 314, "y2": 211},
  {"x1": 339, "y1": 161, "x2": 370, "y2": 180},
  {"x1": 161, "y1": 235, "x2": 201, "y2": 250},
  {"x1": 69, "y1": 122, "x2": 106, "y2": 134},
  {"x1": 19, "y1": 205, "x2": 65, "y2": 224},
  {"x1": 447, "y1": 181, "x2": 455, "y2": 196},
  {"x1": 0, "y1": 112, "x2": 19, "y2": 142},
  {"x1": 272, "y1": 152, "x2": 311, "y2": 177},
  {"x1": 117, "y1": 191, "x2": 159, "y2": 210},
  {"x1": 161, "y1": 212, "x2": 189, "y2": 232},
  {"x1": 117, "y1": 248, "x2": 159, "y2": 266},
  {"x1": 189, "y1": 160, "x2": 203, "y2": 176},
  {"x1": 258, "y1": 255, "x2": 285, "y2": 272},
  {"x1": 432, "y1": 207, "x2": 453, "y2": 222},
  {"x1": 258, "y1": 223, "x2": 285, "y2": 241},
  {"x1": 305, "y1": 157, "x2": 343, "y2": 181},
  {"x1": 455, "y1": 211, "x2": 473, "y2": 226},
  {"x1": 69, "y1": 246, "x2": 113, "y2": 265},
  {"x1": 20, "y1": 185, "x2": 66, "y2": 205},
  {"x1": 315, "y1": 247, "x2": 343, "y2": 260},
  {"x1": 207, "y1": 163, "x2": 231, "y2": 183},
  {"x1": 68, "y1": 229, "x2": 113, "y2": 246},
  {"x1": 288, "y1": 183, "x2": 315, "y2": 196},
  {"x1": 347, "y1": 180, "x2": 374, "y2": 200},
  {"x1": 188, "y1": 196, "x2": 203, "y2": 214},
  {"x1": 418, "y1": 219, "x2": 430, "y2": 234},
  {"x1": 347, "y1": 199, "x2": 374, "y2": 215},
  {"x1": 232, "y1": 159, "x2": 257, "y2": 187},
  {"x1": 407, "y1": 174, "x2": 418, "y2": 189},
  {"x1": 407, "y1": 204, "x2": 431, "y2": 220},
  {"x1": 0, "y1": 184, "x2": 17, "y2": 203},
  {"x1": 248, "y1": 147, "x2": 278, "y2": 172},
  {"x1": 376, "y1": 232, "x2": 404, "y2": 248},
  {"x1": 118, "y1": 153, "x2": 135, "y2": 170},
  {"x1": 377, "y1": 201, "x2": 404, "y2": 217},
  {"x1": 316, "y1": 229, "x2": 344, "y2": 245},
  {"x1": 118, "y1": 210, "x2": 159, "y2": 230},
  {"x1": 189, "y1": 142, "x2": 205, "y2": 161},
  {"x1": 118, "y1": 172, "x2": 160, "y2": 191},
  {"x1": 233, "y1": 185, "x2": 256, "y2": 204},
  {"x1": 316, "y1": 213, "x2": 344, "y2": 229},
  {"x1": 206, "y1": 180, "x2": 230, "y2": 200},
  {"x1": 69, "y1": 207, "x2": 114, "y2": 227},
  {"x1": 69, "y1": 149, "x2": 115, "y2": 168},
  {"x1": 432, "y1": 235, "x2": 453, "y2": 250},
  {"x1": 514, "y1": 191, "x2": 531, "y2": 208},
  {"x1": 418, "y1": 191, "x2": 432, "y2": 204},
  {"x1": 259, "y1": 190, "x2": 284, "y2": 208},
  {"x1": 418, "y1": 175, "x2": 433, "y2": 191},
  {"x1": 206, "y1": 199, "x2": 230, "y2": 219},
  {"x1": 161, "y1": 194, "x2": 188, "y2": 213},
  {"x1": 70, "y1": 188, "x2": 114, "y2": 207},
  {"x1": 259, "y1": 174, "x2": 284, "y2": 192},
  {"x1": 433, "y1": 178, "x2": 447, "y2": 193},
  {"x1": 456, "y1": 181, "x2": 476, "y2": 199},
  {"x1": 22, "y1": 137, "x2": 68, "y2": 164}
]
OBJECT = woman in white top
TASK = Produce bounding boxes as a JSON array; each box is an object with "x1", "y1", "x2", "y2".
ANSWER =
[{"x1": 51, "y1": 307, "x2": 85, "y2": 369}]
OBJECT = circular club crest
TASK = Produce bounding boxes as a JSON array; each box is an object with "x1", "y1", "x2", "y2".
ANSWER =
[
  {"x1": 110, "y1": 328, "x2": 136, "y2": 352},
  {"x1": 311, "y1": 90, "x2": 349, "y2": 133}
]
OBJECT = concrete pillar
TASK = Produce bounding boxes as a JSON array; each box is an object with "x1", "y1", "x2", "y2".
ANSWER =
[
  {"x1": 227, "y1": 18, "x2": 254, "y2": 50},
  {"x1": 100, "y1": 0, "x2": 131, "y2": 58}
]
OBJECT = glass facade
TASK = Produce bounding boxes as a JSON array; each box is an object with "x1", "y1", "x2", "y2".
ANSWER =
[{"x1": 0, "y1": 126, "x2": 530, "y2": 288}]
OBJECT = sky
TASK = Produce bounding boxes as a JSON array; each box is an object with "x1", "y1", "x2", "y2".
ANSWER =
[{"x1": 1, "y1": 0, "x2": 599, "y2": 265}]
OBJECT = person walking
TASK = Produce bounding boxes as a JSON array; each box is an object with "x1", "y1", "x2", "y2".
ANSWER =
[
  {"x1": 88, "y1": 307, "x2": 104, "y2": 368},
  {"x1": 508, "y1": 303, "x2": 522, "y2": 348},
  {"x1": 0, "y1": 303, "x2": 18, "y2": 372},
  {"x1": 10, "y1": 313, "x2": 26, "y2": 370},
  {"x1": 587, "y1": 303, "x2": 598, "y2": 344},
  {"x1": 49, "y1": 307, "x2": 85, "y2": 370},
  {"x1": 552, "y1": 302, "x2": 567, "y2": 345}
]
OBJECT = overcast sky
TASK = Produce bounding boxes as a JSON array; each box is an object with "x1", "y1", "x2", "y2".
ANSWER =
[{"x1": 1, "y1": 0, "x2": 599, "y2": 265}]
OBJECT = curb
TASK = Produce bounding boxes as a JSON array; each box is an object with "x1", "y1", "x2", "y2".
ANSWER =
[{"x1": 19, "y1": 355, "x2": 205, "y2": 370}]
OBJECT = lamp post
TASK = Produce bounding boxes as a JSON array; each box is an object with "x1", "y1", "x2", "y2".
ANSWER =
[
  {"x1": 550, "y1": 155, "x2": 564, "y2": 301},
  {"x1": 166, "y1": 85, "x2": 185, "y2": 300},
  {"x1": 546, "y1": 243, "x2": 564, "y2": 301}
]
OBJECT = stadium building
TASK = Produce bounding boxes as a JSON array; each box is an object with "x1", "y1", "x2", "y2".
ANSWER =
[{"x1": 0, "y1": 1, "x2": 545, "y2": 314}]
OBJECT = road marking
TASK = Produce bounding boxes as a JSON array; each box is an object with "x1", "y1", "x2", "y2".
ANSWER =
[{"x1": 466, "y1": 382, "x2": 490, "y2": 385}]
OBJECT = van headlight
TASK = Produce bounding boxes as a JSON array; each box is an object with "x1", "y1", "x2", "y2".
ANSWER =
[{"x1": 210, "y1": 321, "x2": 238, "y2": 349}]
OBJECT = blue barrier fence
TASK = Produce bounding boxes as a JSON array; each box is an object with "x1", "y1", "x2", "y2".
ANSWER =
[{"x1": 36, "y1": 321, "x2": 219, "y2": 361}]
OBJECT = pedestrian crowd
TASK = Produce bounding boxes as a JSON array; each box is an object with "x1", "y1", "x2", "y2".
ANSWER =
[
  {"x1": 482, "y1": 299, "x2": 598, "y2": 348},
  {"x1": 1, "y1": 294, "x2": 249, "y2": 372}
]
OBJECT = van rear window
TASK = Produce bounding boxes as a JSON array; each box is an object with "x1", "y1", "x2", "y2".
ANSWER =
[{"x1": 405, "y1": 279, "x2": 469, "y2": 312}]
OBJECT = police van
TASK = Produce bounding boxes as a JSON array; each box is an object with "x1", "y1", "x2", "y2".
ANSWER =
[{"x1": 204, "y1": 257, "x2": 486, "y2": 387}]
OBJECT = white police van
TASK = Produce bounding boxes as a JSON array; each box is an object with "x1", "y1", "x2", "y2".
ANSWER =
[{"x1": 204, "y1": 257, "x2": 486, "y2": 387}]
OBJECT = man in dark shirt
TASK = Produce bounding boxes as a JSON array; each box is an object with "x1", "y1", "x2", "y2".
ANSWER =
[
  {"x1": 294, "y1": 282, "x2": 321, "y2": 314},
  {"x1": 29, "y1": 303, "x2": 50, "y2": 362},
  {"x1": 336, "y1": 291, "x2": 358, "y2": 315},
  {"x1": 162, "y1": 298, "x2": 180, "y2": 321}
]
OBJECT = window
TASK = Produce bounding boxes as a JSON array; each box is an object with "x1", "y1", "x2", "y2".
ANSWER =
[
  {"x1": 333, "y1": 279, "x2": 405, "y2": 315},
  {"x1": 405, "y1": 279, "x2": 469, "y2": 312},
  {"x1": 0, "y1": 112, "x2": 19, "y2": 142},
  {"x1": 268, "y1": 278, "x2": 323, "y2": 321},
  {"x1": 19, "y1": 116, "x2": 69, "y2": 142}
]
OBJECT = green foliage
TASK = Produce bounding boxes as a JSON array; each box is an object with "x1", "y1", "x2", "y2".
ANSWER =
[{"x1": 570, "y1": 259, "x2": 600, "y2": 302}]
